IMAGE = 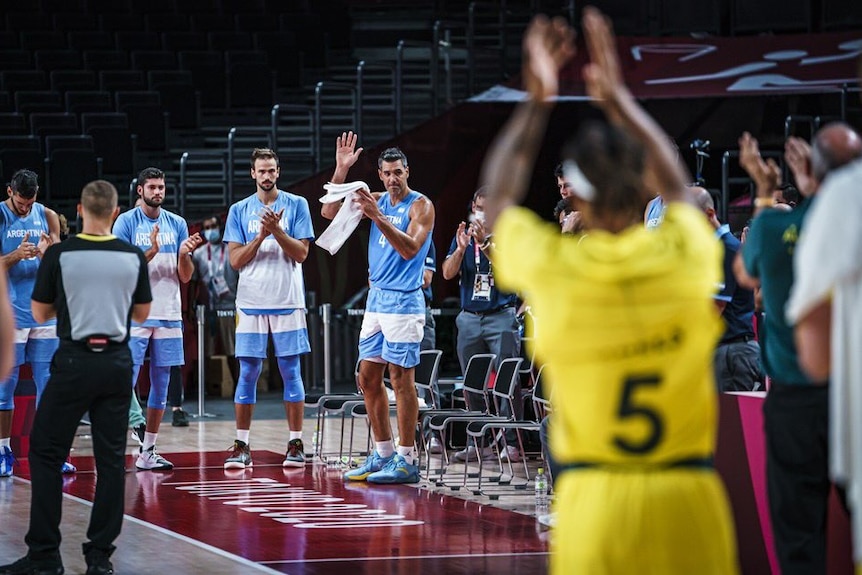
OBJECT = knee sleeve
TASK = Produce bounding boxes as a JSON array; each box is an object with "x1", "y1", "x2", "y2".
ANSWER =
[
  {"x1": 167, "y1": 365, "x2": 183, "y2": 408},
  {"x1": 278, "y1": 355, "x2": 304, "y2": 402},
  {"x1": 131, "y1": 364, "x2": 141, "y2": 389},
  {"x1": 146, "y1": 364, "x2": 171, "y2": 410},
  {"x1": 31, "y1": 361, "x2": 51, "y2": 406},
  {"x1": 0, "y1": 369, "x2": 20, "y2": 410},
  {"x1": 235, "y1": 358, "x2": 262, "y2": 405}
]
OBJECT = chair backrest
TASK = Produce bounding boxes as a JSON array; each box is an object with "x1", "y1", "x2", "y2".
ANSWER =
[
  {"x1": 68, "y1": 31, "x2": 112, "y2": 50},
  {"x1": 14, "y1": 91, "x2": 62, "y2": 115},
  {"x1": 100, "y1": 70, "x2": 146, "y2": 92},
  {"x1": 0, "y1": 135, "x2": 40, "y2": 151},
  {"x1": 115, "y1": 91, "x2": 161, "y2": 111},
  {"x1": 1, "y1": 70, "x2": 48, "y2": 92},
  {"x1": 353, "y1": 357, "x2": 363, "y2": 393},
  {"x1": 87, "y1": 126, "x2": 134, "y2": 174},
  {"x1": 0, "y1": 148, "x2": 44, "y2": 184},
  {"x1": 83, "y1": 50, "x2": 129, "y2": 72},
  {"x1": 531, "y1": 364, "x2": 551, "y2": 421},
  {"x1": 122, "y1": 103, "x2": 166, "y2": 151},
  {"x1": 462, "y1": 353, "x2": 496, "y2": 412},
  {"x1": 50, "y1": 70, "x2": 97, "y2": 93},
  {"x1": 519, "y1": 336, "x2": 538, "y2": 388},
  {"x1": 45, "y1": 135, "x2": 94, "y2": 157},
  {"x1": 162, "y1": 31, "x2": 207, "y2": 52},
  {"x1": 132, "y1": 51, "x2": 179, "y2": 72},
  {"x1": 148, "y1": 70, "x2": 193, "y2": 89},
  {"x1": 414, "y1": 349, "x2": 443, "y2": 407},
  {"x1": 65, "y1": 91, "x2": 113, "y2": 114},
  {"x1": 30, "y1": 112, "x2": 79, "y2": 140},
  {"x1": 492, "y1": 357, "x2": 524, "y2": 400},
  {"x1": 81, "y1": 112, "x2": 128, "y2": 131},
  {"x1": 46, "y1": 148, "x2": 101, "y2": 201},
  {"x1": 34, "y1": 50, "x2": 82, "y2": 72},
  {"x1": 0, "y1": 113, "x2": 26, "y2": 135}
]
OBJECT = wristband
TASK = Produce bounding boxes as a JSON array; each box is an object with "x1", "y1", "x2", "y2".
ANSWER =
[{"x1": 754, "y1": 197, "x2": 776, "y2": 208}]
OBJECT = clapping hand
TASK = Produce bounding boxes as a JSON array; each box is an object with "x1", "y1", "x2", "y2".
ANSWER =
[
  {"x1": 739, "y1": 132, "x2": 781, "y2": 192},
  {"x1": 17, "y1": 233, "x2": 38, "y2": 260},
  {"x1": 259, "y1": 207, "x2": 285, "y2": 237},
  {"x1": 522, "y1": 15, "x2": 576, "y2": 103}
]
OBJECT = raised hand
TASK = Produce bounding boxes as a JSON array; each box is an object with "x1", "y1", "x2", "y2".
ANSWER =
[
  {"x1": 522, "y1": 15, "x2": 576, "y2": 102},
  {"x1": 582, "y1": 7, "x2": 625, "y2": 113},
  {"x1": 739, "y1": 131, "x2": 781, "y2": 192},
  {"x1": 785, "y1": 136, "x2": 816, "y2": 196},
  {"x1": 335, "y1": 131, "x2": 363, "y2": 172}
]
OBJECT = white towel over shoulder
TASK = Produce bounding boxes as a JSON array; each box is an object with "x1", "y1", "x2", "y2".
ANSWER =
[{"x1": 315, "y1": 181, "x2": 370, "y2": 255}]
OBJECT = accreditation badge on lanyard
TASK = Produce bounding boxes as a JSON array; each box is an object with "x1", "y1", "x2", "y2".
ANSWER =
[
  {"x1": 471, "y1": 241, "x2": 492, "y2": 301},
  {"x1": 207, "y1": 245, "x2": 230, "y2": 298}
]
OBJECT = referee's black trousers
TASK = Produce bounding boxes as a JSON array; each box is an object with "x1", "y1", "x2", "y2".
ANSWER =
[
  {"x1": 25, "y1": 344, "x2": 132, "y2": 560},
  {"x1": 764, "y1": 383, "x2": 832, "y2": 575}
]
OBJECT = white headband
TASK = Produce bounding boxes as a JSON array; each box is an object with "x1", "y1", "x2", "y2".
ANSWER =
[{"x1": 562, "y1": 160, "x2": 596, "y2": 202}]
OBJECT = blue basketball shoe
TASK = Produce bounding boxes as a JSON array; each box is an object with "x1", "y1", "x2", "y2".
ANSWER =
[
  {"x1": 0, "y1": 446, "x2": 15, "y2": 478},
  {"x1": 367, "y1": 453, "x2": 420, "y2": 484},
  {"x1": 344, "y1": 451, "x2": 393, "y2": 482}
]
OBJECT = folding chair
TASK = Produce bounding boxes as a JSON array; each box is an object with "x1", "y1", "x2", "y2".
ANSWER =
[
  {"x1": 422, "y1": 354, "x2": 505, "y2": 483},
  {"x1": 530, "y1": 365, "x2": 554, "y2": 485},
  {"x1": 344, "y1": 350, "x2": 441, "y2": 463},
  {"x1": 308, "y1": 358, "x2": 363, "y2": 462},
  {"x1": 412, "y1": 348, "x2": 443, "y2": 409},
  {"x1": 458, "y1": 357, "x2": 541, "y2": 495}
]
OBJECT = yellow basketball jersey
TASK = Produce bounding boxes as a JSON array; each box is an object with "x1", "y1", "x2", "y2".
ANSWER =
[{"x1": 494, "y1": 203, "x2": 723, "y2": 465}]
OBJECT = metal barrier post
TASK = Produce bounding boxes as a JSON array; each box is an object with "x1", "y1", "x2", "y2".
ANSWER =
[
  {"x1": 322, "y1": 303, "x2": 331, "y2": 395},
  {"x1": 195, "y1": 304, "x2": 215, "y2": 419}
]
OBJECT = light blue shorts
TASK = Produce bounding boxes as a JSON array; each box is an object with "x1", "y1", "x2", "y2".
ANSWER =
[
  {"x1": 358, "y1": 287, "x2": 424, "y2": 369},
  {"x1": 13, "y1": 326, "x2": 59, "y2": 366},
  {"x1": 235, "y1": 308, "x2": 310, "y2": 358},
  {"x1": 129, "y1": 325, "x2": 184, "y2": 367}
]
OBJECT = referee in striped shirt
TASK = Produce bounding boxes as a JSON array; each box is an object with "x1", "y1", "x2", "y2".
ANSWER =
[{"x1": 0, "y1": 180, "x2": 152, "y2": 575}]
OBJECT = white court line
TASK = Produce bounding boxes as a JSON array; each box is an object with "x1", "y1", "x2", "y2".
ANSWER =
[
  {"x1": 262, "y1": 551, "x2": 551, "y2": 565},
  {"x1": 11, "y1": 477, "x2": 285, "y2": 575}
]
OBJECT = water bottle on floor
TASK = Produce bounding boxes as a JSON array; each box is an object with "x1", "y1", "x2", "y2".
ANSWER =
[{"x1": 535, "y1": 467, "x2": 549, "y2": 512}]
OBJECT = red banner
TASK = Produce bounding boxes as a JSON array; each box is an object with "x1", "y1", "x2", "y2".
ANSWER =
[{"x1": 472, "y1": 31, "x2": 862, "y2": 101}]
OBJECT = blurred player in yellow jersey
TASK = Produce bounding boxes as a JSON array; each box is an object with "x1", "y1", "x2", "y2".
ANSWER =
[{"x1": 481, "y1": 10, "x2": 739, "y2": 574}]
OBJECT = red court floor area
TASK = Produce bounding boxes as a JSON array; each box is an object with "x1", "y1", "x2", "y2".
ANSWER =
[{"x1": 17, "y1": 452, "x2": 549, "y2": 574}]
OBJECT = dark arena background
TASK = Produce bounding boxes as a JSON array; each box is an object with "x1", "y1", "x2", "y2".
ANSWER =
[{"x1": 1, "y1": 1, "x2": 860, "y2": 573}]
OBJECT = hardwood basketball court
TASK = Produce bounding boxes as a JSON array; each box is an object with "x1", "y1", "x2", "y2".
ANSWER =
[{"x1": 1, "y1": 414, "x2": 550, "y2": 575}]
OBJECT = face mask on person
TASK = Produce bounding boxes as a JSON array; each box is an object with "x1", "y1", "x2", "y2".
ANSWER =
[{"x1": 203, "y1": 228, "x2": 221, "y2": 243}]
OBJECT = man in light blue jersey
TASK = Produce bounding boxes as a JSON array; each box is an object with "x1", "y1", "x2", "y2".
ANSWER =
[
  {"x1": 322, "y1": 132, "x2": 435, "y2": 484},
  {"x1": 0, "y1": 169, "x2": 66, "y2": 478},
  {"x1": 113, "y1": 167, "x2": 203, "y2": 472},
  {"x1": 222, "y1": 148, "x2": 315, "y2": 471}
]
